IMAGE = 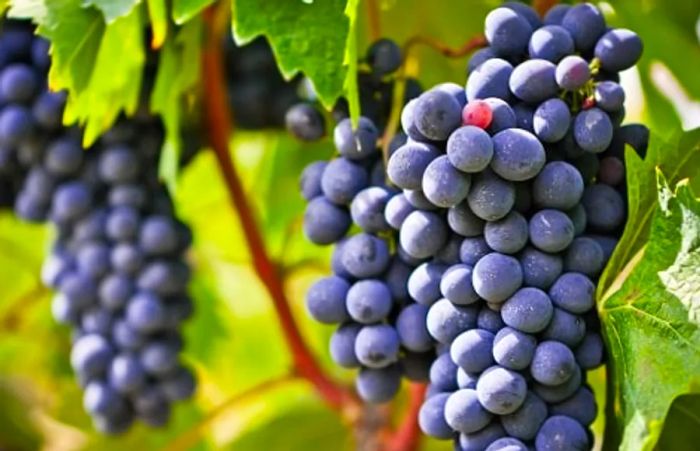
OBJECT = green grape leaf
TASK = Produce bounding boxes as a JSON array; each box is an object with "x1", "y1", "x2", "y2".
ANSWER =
[
  {"x1": 82, "y1": 0, "x2": 140, "y2": 23},
  {"x1": 231, "y1": 0, "x2": 353, "y2": 109},
  {"x1": 599, "y1": 128, "x2": 700, "y2": 296},
  {"x1": 656, "y1": 395, "x2": 700, "y2": 451},
  {"x1": 10, "y1": 1, "x2": 146, "y2": 146},
  {"x1": 600, "y1": 172, "x2": 700, "y2": 451},
  {"x1": 146, "y1": 0, "x2": 167, "y2": 47},
  {"x1": 151, "y1": 16, "x2": 203, "y2": 193},
  {"x1": 172, "y1": 0, "x2": 214, "y2": 24}
]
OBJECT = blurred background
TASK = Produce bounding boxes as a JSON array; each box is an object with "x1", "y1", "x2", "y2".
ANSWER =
[{"x1": 0, "y1": 0, "x2": 699, "y2": 449}]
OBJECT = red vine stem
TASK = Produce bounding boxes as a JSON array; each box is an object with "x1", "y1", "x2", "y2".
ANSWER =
[
  {"x1": 385, "y1": 383, "x2": 428, "y2": 451},
  {"x1": 201, "y1": 5, "x2": 356, "y2": 411},
  {"x1": 403, "y1": 34, "x2": 487, "y2": 59}
]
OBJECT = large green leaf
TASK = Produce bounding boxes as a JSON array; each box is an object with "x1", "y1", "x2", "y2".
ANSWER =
[
  {"x1": 172, "y1": 0, "x2": 214, "y2": 24},
  {"x1": 151, "y1": 16, "x2": 203, "y2": 193},
  {"x1": 599, "y1": 128, "x2": 700, "y2": 295},
  {"x1": 231, "y1": 0, "x2": 354, "y2": 109},
  {"x1": 9, "y1": 0, "x2": 146, "y2": 146},
  {"x1": 600, "y1": 174, "x2": 700, "y2": 451},
  {"x1": 82, "y1": 0, "x2": 140, "y2": 23},
  {"x1": 656, "y1": 395, "x2": 700, "y2": 451}
]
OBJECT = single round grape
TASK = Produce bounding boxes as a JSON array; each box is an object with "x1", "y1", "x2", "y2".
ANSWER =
[
  {"x1": 126, "y1": 291, "x2": 166, "y2": 333},
  {"x1": 422, "y1": 155, "x2": 471, "y2": 208},
  {"x1": 51, "y1": 181, "x2": 92, "y2": 223},
  {"x1": 493, "y1": 327, "x2": 537, "y2": 370},
  {"x1": 461, "y1": 100, "x2": 492, "y2": 131},
  {"x1": 83, "y1": 382, "x2": 124, "y2": 417},
  {"x1": 71, "y1": 334, "x2": 114, "y2": 379},
  {"x1": 598, "y1": 156, "x2": 625, "y2": 186},
  {"x1": 340, "y1": 233, "x2": 390, "y2": 278},
  {"x1": 106, "y1": 206, "x2": 139, "y2": 242},
  {"x1": 76, "y1": 241, "x2": 110, "y2": 279},
  {"x1": 466, "y1": 58, "x2": 514, "y2": 101},
  {"x1": 459, "y1": 237, "x2": 491, "y2": 266},
  {"x1": 384, "y1": 193, "x2": 414, "y2": 230},
  {"x1": 519, "y1": 247, "x2": 563, "y2": 290},
  {"x1": 401, "y1": 99, "x2": 431, "y2": 142},
  {"x1": 346, "y1": 279, "x2": 392, "y2": 324},
  {"x1": 448, "y1": 201, "x2": 485, "y2": 237},
  {"x1": 426, "y1": 298, "x2": 478, "y2": 344},
  {"x1": 299, "y1": 161, "x2": 327, "y2": 201},
  {"x1": 468, "y1": 47, "x2": 498, "y2": 73},
  {"x1": 399, "y1": 210, "x2": 448, "y2": 259},
  {"x1": 484, "y1": 211, "x2": 528, "y2": 254},
  {"x1": 501, "y1": 287, "x2": 554, "y2": 333},
  {"x1": 396, "y1": 303, "x2": 432, "y2": 352},
  {"x1": 356, "y1": 364, "x2": 401, "y2": 403},
  {"x1": 0, "y1": 63, "x2": 37, "y2": 103},
  {"x1": 529, "y1": 209, "x2": 575, "y2": 253},
  {"x1": 329, "y1": 323, "x2": 362, "y2": 368},
  {"x1": 137, "y1": 260, "x2": 189, "y2": 296},
  {"x1": 305, "y1": 276, "x2": 350, "y2": 324},
  {"x1": 418, "y1": 392, "x2": 453, "y2": 438},
  {"x1": 476, "y1": 365, "x2": 527, "y2": 415},
  {"x1": 366, "y1": 38, "x2": 402, "y2": 75},
  {"x1": 440, "y1": 264, "x2": 479, "y2": 305},
  {"x1": 581, "y1": 184, "x2": 625, "y2": 231},
  {"x1": 501, "y1": 392, "x2": 548, "y2": 441},
  {"x1": 484, "y1": 97, "x2": 516, "y2": 134},
  {"x1": 573, "y1": 108, "x2": 613, "y2": 154},
  {"x1": 445, "y1": 388, "x2": 493, "y2": 434},
  {"x1": 533, "y1": 364, "x2": 582, "y2": 403},
  {"x1": 564, "y1": 237, "x2": 605, "y2": 277},
  {"x1": 354, "y1": 324, "x2": 400, "y2": 368},
  {"x1": 447, "y1": 125, "x2": 494, "y2": 173},
  {"x1": 509, "y1": 59, "x2": 558, "y2": 103},
  {"x1": 491, "y1": 128, "x2": 546, "y2": 181},
  {"x1": 595, "y1": 81, "x2": 625, "y2": 112},
  {"x1": 551, "y1": 387, "x2": 597, "y2": 427},
  {"x1": 286, "y1": 103, "x2": 326, "y2": 141},
  {"x1": 413, "y1": 89, "x2": 462, "y2": 142},
  {"x1": 140, "y1": 215, "x2": 181, "y2": 255},
  {"x1": 140, "y1": 340, "x2": 180, "y2": 376},
  {"x1": 98, "y1": 146, "x2": 139, "y2": 184},
  {"x1": 45, "y1": 137, "x2": 83, "y2": 177},
  {"x1": 110, "y1": 243, "x2": 143, "y2": 275},
  {"x1": 484, "y1": 8, "x2": 533, "y2": 57},
  {"x1": 458, "y1": 422, "x2": 506, "y2": 451},
  {"x1": 533, "y1": 161, "x2": 584, "y2": 210},
  {"x1": 350, "y1": 186, "x2": 392, "y2": 233},
  {"x1": 334, "y1": 117, "x2": 378, "y2": 160},
  {"x1": 387, "y1": 141, "x2": 441, "y2": 190},
  {"x1": 467, "y1": 171, "x2": 516, "y2": 221},
  {"x1": 575, "y1": 332, "x2": 604, "y2": 369},
  {"x1": 160, "y1": 366, "x2": 196, "y2": 402},
  {"x1": 543, "y1": 308, "x2": 586, "y2": 347},
  {"x1": 430, "y1": 352, "x2": 458, "y2": 392},
  {"x1": 595, "y1": 28, "x2": 643, "y2": 72},
  {"x1": 502, "y1": 1, "x2": 541, "y2": 28},
  {"x1": 561, "y1": 3, "x2": 606, "y2": 51},
  {"x1": 407, "y1": 262, "x2": 446, "y2": 306},
  {"x1": 111, "y1": 319, "x2": 145, "y2": 351},
  {"x1": 544, "y1": 4, "x2": 571, "y2": 25},
  {"x1": 473, "y1": 252, "x2": 523, "y2": 303},
  {"x1": 555, "y1": 55, "x2": 590, "y2": 91},
  {"x1": 534, "y1": 98, "x2": 571, "y2": 143},
  {"x1": 32, "y1": 91, "x2": 66, "y2": 130},
  {"x1": 530, "y1": 340, "x2": 577, "y2": 386},
  {"x1": 535, "y1": 415, "x2": 590, "y2": 451},
  {"x1": 528, "y1": 25, "x2": 575, "y2": 62},
  {"x1": 0, "y1": 105, "x2": 33, "y2": 147},
  {"x1": 451, "y1": 329, "x2": 495, "y2": 373},
  {"x1": 108, "y1": 354, "x2": 146, "y2": 394},
  {"x1": 549, "y1": 272, "x2": 595, "y2": 314},
  {"x1": 320, "y1": 157, "x2": 368, "y2": 205}
]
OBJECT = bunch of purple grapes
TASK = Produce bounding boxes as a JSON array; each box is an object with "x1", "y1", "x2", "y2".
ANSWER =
[
  {"x1": 0, "y1": 21, "x2": 65, "y2": 215},
  {"x1": 299, "y1": 38, "x2": 438, "y2": 403},
  {"x1": 382, "y1": 3, "x2": 646, "y2": 450},
  {"x1": 40, "y1": 116, "x2": 197, "y2": 434}
]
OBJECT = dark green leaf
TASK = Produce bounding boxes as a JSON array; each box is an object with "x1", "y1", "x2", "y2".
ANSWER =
[
  {"x1": 600, "y1": 174, "x2": 700, "y2": 451},
  {"x1": 82, "y1": 0, "x2": 139, "y2": 23},
  {"x1": 231, "y1": 0, "x2": 352, "y2": 108},
  {"x1": 656, "y1": 395, "x2": 700, "y2": 451}
]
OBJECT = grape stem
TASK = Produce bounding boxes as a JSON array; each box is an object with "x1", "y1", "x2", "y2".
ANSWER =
[
  {"x1": 533, "y1": 0, "x2": 560, "y2": 17},
  {"x1": 201, "y1": 3, "x2": 357, "y2": 412},
  {"x1": 385, "y1": 382, "x2": 428, "y2": 451},
  {"x1": 403, "y1": 34, "x2": 487, "y2": 59},
  {"x1": 365, "y1": 0, "x2": 381, "y2": 42}
]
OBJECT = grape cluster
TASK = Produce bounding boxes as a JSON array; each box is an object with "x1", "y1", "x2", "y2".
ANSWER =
[
  {"x1": 225, "y1": 37, "x2": 302, "y2": 129},
  {"x1": 300, "y1": 39, "x2": 438, "y2": 403},
  {"x1": 381, "y1": 3, "x2": 646, "y2": 450},
  {"x1": 0, "y1": 21, "x2": 63, "y2": 215},
  {"x1": 286, "y1": 38, "x2": 421, "y2": 143},
  {"x1": 40, "y1": 116, "x2": 196, "y2": 434}
]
